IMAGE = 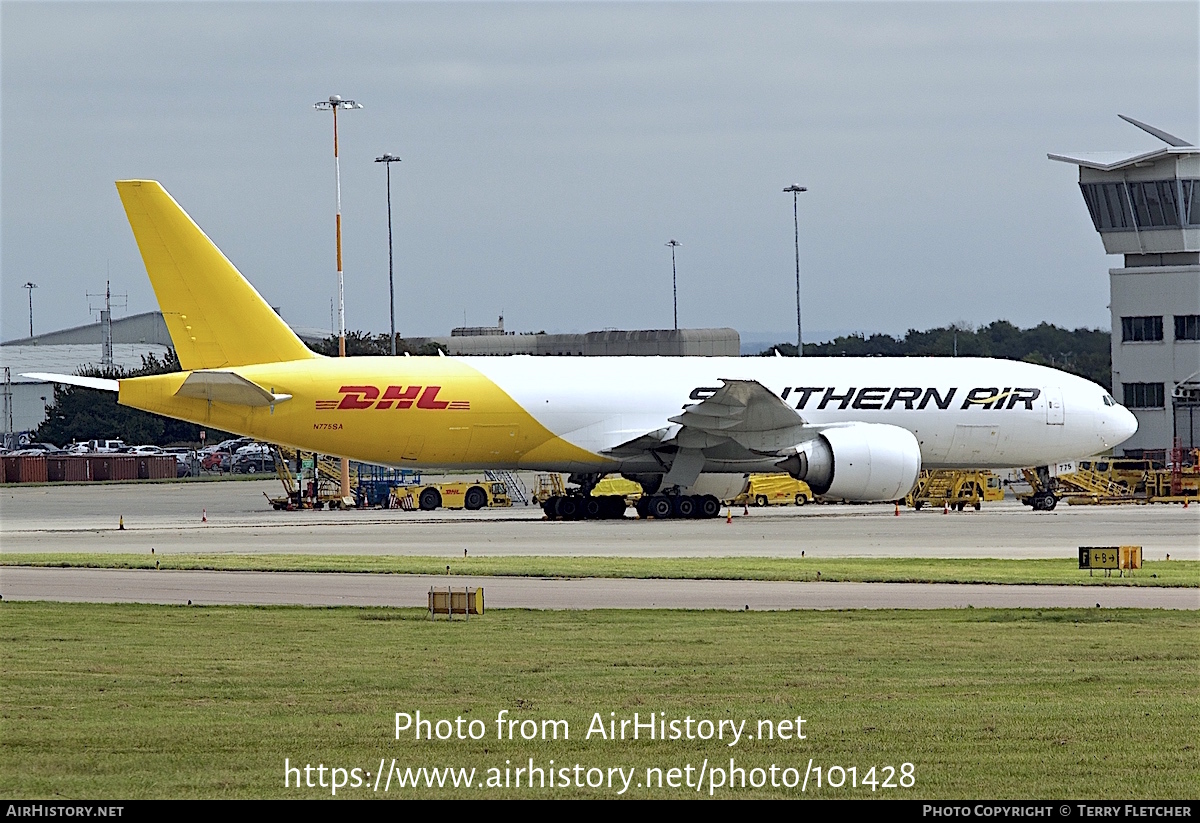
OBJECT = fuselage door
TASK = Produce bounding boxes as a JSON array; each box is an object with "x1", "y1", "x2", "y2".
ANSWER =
[{"x1": 1044, "y1": 387, "x2": 1064, "y2": 425}]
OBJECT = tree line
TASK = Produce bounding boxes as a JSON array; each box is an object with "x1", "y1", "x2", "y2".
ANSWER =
[
  {"x1": 761, "y1": 321, "x2": 1111, "y2": 390},
  {"x1": 33, "y1": 351, "x2": 231, "y2": 447}
]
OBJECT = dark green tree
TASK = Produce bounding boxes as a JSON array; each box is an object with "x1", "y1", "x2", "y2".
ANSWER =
[
  {"x1": 759, "y1": 321, "x2": 1112, "y2": 390},
  {"x1": 34, "y1": 349, "x2": 230, "y2": 447},
  {"x1": 304, "y1": 332, "x2": 445, "y2": 357}
]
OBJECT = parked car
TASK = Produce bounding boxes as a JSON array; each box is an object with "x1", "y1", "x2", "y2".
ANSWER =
[
  {"x1": 235, "y1": 442, "x2": 271, "y2": 456},
  {"x1": 175, "y1": 454, "x2": 194, "y2": 478},
  {"x1": 202, "y1": 451, "x2": 234, "y2": 472},
  {"x1": 127, "y1": 445, "x2": 166, "y2": 455},
  {"x1": 66, "y1": 439, "x2": 126, "y2": 454},
  {"x1": 232, "y1": 453, "x2": 275, "y2": 474}
]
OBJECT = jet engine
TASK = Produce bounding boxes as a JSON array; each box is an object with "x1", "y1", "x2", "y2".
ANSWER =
[{"x1": 775, "y1": 422, "x2": 921, "y2": 501}]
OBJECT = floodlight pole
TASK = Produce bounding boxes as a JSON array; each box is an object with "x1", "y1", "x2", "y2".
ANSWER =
[
  {"x1": 375, "y1": 153, "x2": 402, "y2": 356},
  {"x1": 314, "y1": 94, "x2": 362, "y2": 499},
  {"x1": 22, "y1": 282, "x2": 37, "y2": 337},
  {"x1": 665, "y1": 240, "x2": 680, "y2": 330},
  {"x1": 784, "y1": 185, "x2": 807, "y2": 356}
]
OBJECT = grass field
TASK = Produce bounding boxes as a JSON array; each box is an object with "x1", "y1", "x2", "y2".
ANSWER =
[
  {"x1": 2, "y1": 601, "x2": 1197, "y2": 798},
  {"x1": 4, "y1": 553, "x2": 1198, "y2": 587}
]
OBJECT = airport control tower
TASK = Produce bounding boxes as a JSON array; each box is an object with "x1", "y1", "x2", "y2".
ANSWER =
[{"x1": 1050, "y1": 116, "x2": 1200, "y2": 457}]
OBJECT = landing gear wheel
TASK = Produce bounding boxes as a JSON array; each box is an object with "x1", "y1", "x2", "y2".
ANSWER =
[
  {"x1": 419, "y1": 488, "x2": 442, "y2": 511},
  {"x1": 464, "y1": 486, "x2": 487, "y2": 511},
  {"x1": 1031, "y1": 491, "x2": 1058, "y2": 511},
  {"x1": 673, "y1": 495, "x2": 695, "y2": 518},
  {"x1": 635, "y1": 497, "x2": 651, "y2": 519},
  {"x1": 542, "y1": 497, "x2": 558, "y2": 518},
  {"x1": 699, "y1": 495, "x2": 721, "y2": 519},
  {"x1": 557, "y1": 496, "x2": 579, "y2": 520},
  {"x1": 584, "y1": 497, "x2": 604, "y2": 519},
  {"x1": 648, "y1": 495, "x2": 673, "y2": 519}
]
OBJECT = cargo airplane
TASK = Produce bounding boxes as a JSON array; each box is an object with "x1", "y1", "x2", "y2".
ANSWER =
[{"x1": 27, "y1": 181, "x2": 1138, "y2": 518}]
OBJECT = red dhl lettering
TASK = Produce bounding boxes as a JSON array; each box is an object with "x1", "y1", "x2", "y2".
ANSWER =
[{"x1": 326, "y1": 386, "x2": 469, "y2": 411}]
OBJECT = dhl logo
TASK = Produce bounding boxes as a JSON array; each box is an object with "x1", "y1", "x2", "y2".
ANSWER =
[{"x1": 316, "y1": 386, "x2": 471, "y2": 411}]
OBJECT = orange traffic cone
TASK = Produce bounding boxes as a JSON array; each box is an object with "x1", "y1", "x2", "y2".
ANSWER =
[
  {"x1": 202, "y1": 508, "x2": 207, "y2": 523},
  {"x1": 894, "y1": 502, "x2": 900, "y2": 516},
  {"x1": 119, "y1": 515, "x2": 125, "y2": 530},
  {"x1": 943, "y1": 500, "x2": 949, "y2": 514},
  {"x1": 743, "y1": 504, "x2": 749, "y2": 516},
  {"x1": 726, "y1": 509, "x2": 732, "y2": 524}
]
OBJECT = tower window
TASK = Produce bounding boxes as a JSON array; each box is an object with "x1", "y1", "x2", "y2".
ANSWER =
[
  {"x1": 1122, "y1": 383, "x2": 1165, "y2": 408},
  {"x1": 1121, "y1": 316, "x2": 1163, "y2": 342},
  {"x1": 1176, "y1": 315, "x2": 1200, "y2": 341},
  {"x1": 1081, "y1": 179, "x2": 1200, "y2": 231}
]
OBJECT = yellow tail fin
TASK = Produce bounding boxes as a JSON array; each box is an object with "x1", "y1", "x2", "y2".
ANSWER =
[{"x1": 116, "y1": 180, "x2": 318, "y2": 370}]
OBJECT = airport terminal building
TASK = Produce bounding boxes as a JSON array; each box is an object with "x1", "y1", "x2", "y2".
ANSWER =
[{"x1": 1051, "y1": 117, "x2": 1200, "y2": 456}]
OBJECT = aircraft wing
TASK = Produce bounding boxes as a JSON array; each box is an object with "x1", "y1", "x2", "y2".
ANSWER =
[
  {"x1": 668, "y1": 379, "x2": 809, "y2": 453},
  {"x1": 601, "y1": 427, "x2": 676, "y2": 457},
  {"x1": 601, "y1": 379, "x2": 811, "y2": 487}
]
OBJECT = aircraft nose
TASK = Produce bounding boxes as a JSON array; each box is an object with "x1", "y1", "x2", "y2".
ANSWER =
[{"x1": 1113, "y1": 404, "x2": 1138, "y2": 445}]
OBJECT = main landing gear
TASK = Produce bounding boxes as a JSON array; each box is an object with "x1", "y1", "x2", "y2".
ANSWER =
[
  {"x1": 541, "y1": 494, "x2": 629, "y2": 520},
  {"x1": 540, "y1": 493, "x2": 723, "y2": 520},
  {"x1": 636, "y1": 493, "x2": 722, "y2": 519}
]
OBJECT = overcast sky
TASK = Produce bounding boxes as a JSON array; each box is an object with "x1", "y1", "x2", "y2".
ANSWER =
[{"x1": 2, "y1": 2, "x2": 1197, "y2": 347}]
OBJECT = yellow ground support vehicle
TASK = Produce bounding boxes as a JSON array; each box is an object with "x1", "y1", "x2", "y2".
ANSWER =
[
  {"x1": 394, "y1": 481, "x2": 512, "y2": 511},
  {"x1": 530, "y1": 473, "x2": 566, "y2": 505},
  {"x1": 590, "y1": 476, "x2": 643, "y2": 500},
  {"x1": 266, "y1": 445, "x2": 357, "y2": 510},
  {"x1": 1054, "y1": 455, "x2": 1198, "y2": 505},
  {"x1": 906, "y1": 470, "x2": 1004, "y2": 511},
  {"x1": 732, "y1": 474, "x2": 815, "y2": 507}
]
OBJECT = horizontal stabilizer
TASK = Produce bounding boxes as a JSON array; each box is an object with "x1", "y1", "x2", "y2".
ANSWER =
[
  {"x1": 175, "y1": 370, "x2": 292, "y2": 407},
  {"x1": 22, "y1": 373, "x2": 119, "y2": 392}
]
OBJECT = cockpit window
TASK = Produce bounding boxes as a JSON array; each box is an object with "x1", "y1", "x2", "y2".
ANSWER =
[{"x1": 1102, "y1": 394, "x2": 1115, "y2": 406}]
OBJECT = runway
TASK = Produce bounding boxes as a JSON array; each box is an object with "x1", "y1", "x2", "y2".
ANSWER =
[
  {"x1": 2, "y1": 479, "x2": 1198, "y2": 559},
  {"x1": 3, "y1": 567, "x2": 1197, "y2": 610},
  {"x1": 4, "y1": 480, "x2": 1197, "y2": 610}
]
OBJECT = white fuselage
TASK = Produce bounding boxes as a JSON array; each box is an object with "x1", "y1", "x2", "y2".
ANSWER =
[{"x1": 457, "y1": 355, "x2": 1137, "y2": 472}]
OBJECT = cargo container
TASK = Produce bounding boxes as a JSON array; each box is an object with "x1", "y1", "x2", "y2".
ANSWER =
[
  {"x1": 1, "y1": 455, "x2": 48, "y2": 483},
  {"x1": 137, "y1": 455, "x2": 177, "y2": 480},
  {"x1": 88, "y1": 455, "x2": 139, "y2": 481},
  {"x1": 45, "y1": 456, "x2": 91, "y2": 482}
]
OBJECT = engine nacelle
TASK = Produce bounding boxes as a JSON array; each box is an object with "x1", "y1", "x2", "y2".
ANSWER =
[{"x1": 775, "y1": 423, "x2": 921, "y2": 502}]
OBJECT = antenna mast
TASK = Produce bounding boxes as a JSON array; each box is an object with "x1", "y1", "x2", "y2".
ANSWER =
[{"x1": 87, "y1": 281, "x2": 127, "y2": 372}]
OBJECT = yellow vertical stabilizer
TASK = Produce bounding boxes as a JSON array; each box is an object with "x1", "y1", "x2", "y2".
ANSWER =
[{"x1": 116, "y1": 180, "x2": 318, "y2": 370}]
